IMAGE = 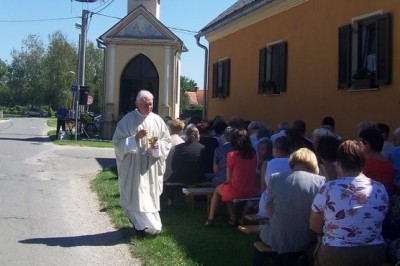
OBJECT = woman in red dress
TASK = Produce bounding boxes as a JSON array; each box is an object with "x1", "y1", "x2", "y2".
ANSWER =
[
  {"x1": 359, "y1": 127, "x2": 395, "y2": 195},
  {"x1": 205, "y1": 128, "x2": 258, "y2": 226}
]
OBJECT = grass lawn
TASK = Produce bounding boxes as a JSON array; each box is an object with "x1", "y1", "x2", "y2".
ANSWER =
[
  {"x1": 46, "y1": 118, "x2": 257, "y2": 265},
  {"x1": 47, "y1": 118, "x2": 113, "y2": 148},
  {"x1": 91, "y1": 168, "x2": 257, "y2": 266}
]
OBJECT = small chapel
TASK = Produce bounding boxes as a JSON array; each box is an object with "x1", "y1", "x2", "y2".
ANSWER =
[{"x1": 99, "y1": 0, "x2": 187, "y2": 139}]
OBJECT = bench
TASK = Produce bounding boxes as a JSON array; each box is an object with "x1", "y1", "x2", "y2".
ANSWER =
[
  {"x1": 238, "y1": 225, "x2": 262, "y2": 234},
  {"x1": 237, "y1": 214, "x2": 269, "y2": 234},
  {"x1": 232, "y1": 197, "x2": 260, "y2": 204},
  {"x1": 254, "y1": 241, "x2": 315, "y2": 265},
  {"x1": 164, "y1": 181, "x2": 213, "y2": 187},
  {"x1": 254, "y1": 241, "x2": 274, "y2": 253},
  {"x1": 232, "y1": 197, "x2": 261, "y2": 224},
  {"x1": 244, "y1": 214, "x2": 269, "y2": 223},
  {"x1": 182, "y1": 187, "x2": 215, "y2": 213},
  {"x1": 164, "y1": 181, "x2": 213, "y2": 208}
]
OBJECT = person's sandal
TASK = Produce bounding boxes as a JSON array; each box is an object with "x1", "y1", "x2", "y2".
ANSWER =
[
  {"x1": 227, "y1": 219, "x2": 238, "y2": 227},
  {"x1": 204, "y1": 219, "x2": 214, "y2": 227}
]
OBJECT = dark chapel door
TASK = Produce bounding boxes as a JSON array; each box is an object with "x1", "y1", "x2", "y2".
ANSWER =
[{"x1": 119, "y1": 54, "x2": 160, "y2": 116}]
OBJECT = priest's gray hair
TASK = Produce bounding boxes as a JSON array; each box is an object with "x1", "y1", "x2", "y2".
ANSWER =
[{"x1": 136, "y1": 90, "x2": 154, "y2": 101}]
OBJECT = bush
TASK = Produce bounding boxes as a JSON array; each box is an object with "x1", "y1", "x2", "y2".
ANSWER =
[{"x1": 180, "y1": 109, "x2": 203, "y2": 120}]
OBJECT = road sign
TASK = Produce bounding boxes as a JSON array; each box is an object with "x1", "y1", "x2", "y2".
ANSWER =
[
  {"x1": 70, "y1": 85, "x2": 78, "y2": 92},
  {"x1": 87, "y1": 96, "x2": 93, "y2": 105}
]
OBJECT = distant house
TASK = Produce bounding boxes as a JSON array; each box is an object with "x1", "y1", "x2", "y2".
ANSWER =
[
  {"x1": 186, "y1": 87, "x2": 204, "y2": 105},
  {"x1": 196, "y1": 0, "x2": 399, "y2": 139}
]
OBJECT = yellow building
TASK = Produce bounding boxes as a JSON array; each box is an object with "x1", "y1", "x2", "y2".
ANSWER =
[
  {"x1": 99, "y1": 0, "x2": 186, "y2": 139},
  {"x1": 196, "y1": 0, "x2": 399, "y2": 140}
]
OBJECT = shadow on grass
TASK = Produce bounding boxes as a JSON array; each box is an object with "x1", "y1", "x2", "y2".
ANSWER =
[
  {"x1": 159, "y1": 195, "x2": 256, "y2": 266},
  {"x1": 100, "y1": 204, "x2": 121, "y2": 212},
  {"x1": 93, "y1": 167, "x2": 256, "y2": 265}
]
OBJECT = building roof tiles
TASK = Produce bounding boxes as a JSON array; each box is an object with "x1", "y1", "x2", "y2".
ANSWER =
[{"x1": 198, "y1": 0, "x2": 274, "y2": 36}]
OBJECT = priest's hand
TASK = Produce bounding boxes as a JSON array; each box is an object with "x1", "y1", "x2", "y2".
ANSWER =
[{"x1": 135, "y1": 129, "x2": 148, "y2": 141}]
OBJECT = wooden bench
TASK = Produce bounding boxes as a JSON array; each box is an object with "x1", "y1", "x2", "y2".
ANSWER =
[
  {"x1": 244, "y1": 214, "x2": 269, "y2": 223},
  {"x1": 232, "y1": 197, "x2": 261, "y2": 224},
  {"x1": 232, "y1": 197, "x2": 260, "y2": 204},
  {"x1": 164, "y1": 181, "x2": 213, "y2": 188},
  {"x1": 254, "y1": 241, "x2": 274, "y2": 253},
  {"x1": 237, "y1": 214, "x2": 269, "y2": 234},
  {"x1": 238, "y1": 225, "x2": 262, "y2": 234},
  {"x1": 164, "y1": 181, "x2": 213, "y2": 207},
  {"x1": 254, "y1": 241, "x2": 315, "y2": 265},
  {"x1": 182, "y1": 187, "x2": 215, "y2": 213}
]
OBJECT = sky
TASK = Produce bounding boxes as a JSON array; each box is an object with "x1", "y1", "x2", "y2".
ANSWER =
[{"x1": 0, "y1": 0, "x2": 237, "y2": 88}]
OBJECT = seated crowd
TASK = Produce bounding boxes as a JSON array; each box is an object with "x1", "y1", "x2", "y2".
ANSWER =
[{"x1": 162, "y1": 114, "x2": 400, "y2": 266}]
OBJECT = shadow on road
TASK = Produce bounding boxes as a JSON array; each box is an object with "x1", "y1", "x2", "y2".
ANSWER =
[
  {"x1": 19, "y1": 227, "x2": 133, "y2": 247},
  {"x1": 95, "y1": 158, "x2": 116, "y2": 170},
  {"x1": 0, "y1": 136, "x2": 50, "y2": 142}
]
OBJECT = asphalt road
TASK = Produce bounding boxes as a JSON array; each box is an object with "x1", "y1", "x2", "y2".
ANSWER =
[{"x1": 0, "y1": 118, "x2": 140, "y2": 265}]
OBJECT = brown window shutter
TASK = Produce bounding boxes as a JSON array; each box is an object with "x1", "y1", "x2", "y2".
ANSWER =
[
  {"x1": 275, "y1": 41, "x2": 287, "y2": 92},
  {"x1": 222, "y1": 59, "x2": 230, "y2": 97},
  {"x1": 259, "y1": 48, "x2": 267, "y2": 92},
  {"x1": 338, "y1": 24, "x2": 352, "y2": 88},
  {"x1": 212, "y1": 62, "x2": 218, "y2": 98},
  {"x1": 376, "y1": 13, "x2": 391, "y2": 85}
]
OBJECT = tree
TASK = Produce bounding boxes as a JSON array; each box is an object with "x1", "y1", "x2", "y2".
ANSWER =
[
  {"x1": 84, "y1": 41, "x2": 104, "y2": 114},
  {"x1": 3, "y1": 32, "x2": 104, "y2": 114},
  {"x1": 0, "y1": 59, "x2": 10, "y2": 106},
  {"x1": 0, "y1": 59, "x2": 8, "y2": 86},
  {"x1": 8, "y1": 34, "x2": 46, "y2": 106},
  {"x1": 42, "y1": 31, "x2": 78, "y2": 109},
  {"x1": 180, "y1": 76, "x2": 197, "y2": 113}
]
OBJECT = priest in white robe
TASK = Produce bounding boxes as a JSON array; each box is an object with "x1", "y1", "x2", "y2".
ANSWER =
[{"x1": 112, "y1": 90, "x2": 171, "y2": 236}]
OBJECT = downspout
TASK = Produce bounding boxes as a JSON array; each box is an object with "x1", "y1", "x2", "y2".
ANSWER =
[{"x1": 195, "y1": 35, "x2": 208, "y2": 120}]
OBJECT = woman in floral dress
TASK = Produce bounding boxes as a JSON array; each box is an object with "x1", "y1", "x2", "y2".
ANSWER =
[{"x1": 310, "y1": 140, "x2": 389, "y2": 266}]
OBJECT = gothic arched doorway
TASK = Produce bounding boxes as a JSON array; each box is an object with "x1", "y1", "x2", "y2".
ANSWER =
[{"x1": 119, "y1": 54, "x2": 159, "y2": 115}]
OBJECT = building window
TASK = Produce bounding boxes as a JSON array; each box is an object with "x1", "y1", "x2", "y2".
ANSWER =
[
  {"x1": 212, "y1": 58, "x2": 230, "y2": 98},
  {"x1": 338, "y1": 13, "x2": 391, "y2": 89},
  {"x1": 258, "y1": 41, "x2": 287, "y2": 95}
]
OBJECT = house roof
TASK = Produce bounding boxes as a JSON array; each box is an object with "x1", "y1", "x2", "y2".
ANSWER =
[
  {"x1": 100, "y1": 5, "x2": 187, "y2": 51},
  {"x1": 186, "y1": 90, "x2": 204, "y2": 105},
  {"x1": 197, "y1": 0, "x2": 275, "y2": 37}
]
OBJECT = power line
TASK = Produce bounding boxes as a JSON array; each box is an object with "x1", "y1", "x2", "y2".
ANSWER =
[
  {"x1": 0, "y1": 17, "x2": 80, "y2": 23},
  {"x1": 89, "y1": 0, "x2": 114, "y2": 12},
  {"x1": 93, "y1": 0, "x2": 115, "y2": 14},
  {"x1": 94, "y1": 12, "x2": 121, "y2": 20},
  {"x1": 0, "y1": 13, "x2": 199, "y2": 36},
  {"x1": 168, "y1": 27, "x2": 198, "y2": 34}
]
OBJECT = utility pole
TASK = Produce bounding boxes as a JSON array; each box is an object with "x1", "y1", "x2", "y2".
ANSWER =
[
  {"x1": 78, "y1": 9, "x2": 89, "y2": 87},
  {"x1": 75, "y1": 9, "x2": 89, "y2": 141}
]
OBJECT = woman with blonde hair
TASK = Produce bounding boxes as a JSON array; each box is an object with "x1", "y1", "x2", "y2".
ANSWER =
[{"x1": 253, "y1": 148, "x2": 325, "y2": 265}]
